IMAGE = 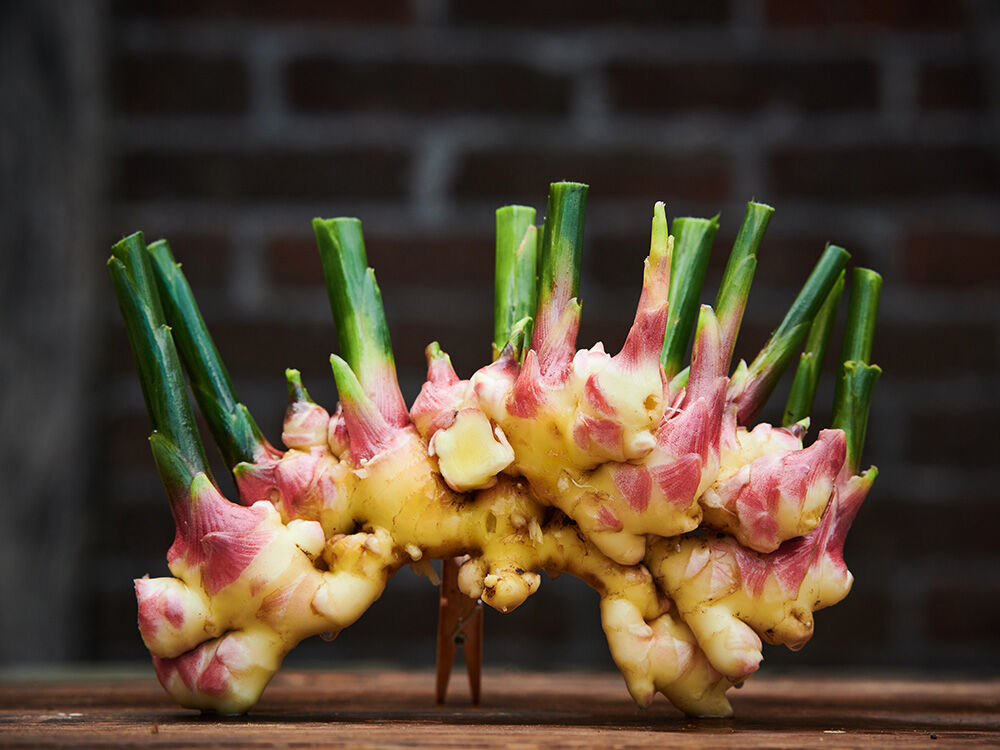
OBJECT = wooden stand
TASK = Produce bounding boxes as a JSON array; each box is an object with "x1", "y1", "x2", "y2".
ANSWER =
[{"x1": 434, "y1": 557, "x2": 483, "y2": 704}]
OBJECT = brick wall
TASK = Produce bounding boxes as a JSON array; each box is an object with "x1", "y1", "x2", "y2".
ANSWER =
[
  {"x1": 93, "y1": 0, "x2": 1000, "y2": 673},
  {"x1": 0, "y1": 0, "x2": 101, "y2": 665}
]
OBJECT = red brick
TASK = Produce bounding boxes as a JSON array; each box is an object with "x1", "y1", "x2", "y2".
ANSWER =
[
  {"x1": 306, "y1": 583, "x2": 587, "y2": 667},
  {"x1": 801, "y1": 587, "x2": 890, "y2": 647},
  {"x1": 927, "y1": 587, "x2": 1000, "y2": 641},
  {"x1": 707, "y1": 230, "x2": 876, "y2": 287},
  {"x1": 107, "y1": 319, "x2": 317, "y2": 377},
  {"x1": 919, "y1": 62, "x2": 989, "y2": 112},
  {"x1": 852, "y1": 498, "x2": 1000, "y2": 559},
  {"x1": 112, "y1": 55, "x2": 248, "y2": 115},
  {"x1": 288, "y1": 60, "x2": 571, "y2": 117},
  {"x1": 266, "y1": 232, "x2": 494, "y2": 287},
  {"x1": 104, "y1": 403, "x2": 261, "y2": 484},
  {"x1": 876, "y1": 321, "x2": 998, "y2": 377},
  {"x1": 479, "y1": 588, "x2": 583, "y2": 643},
  {"x1": 117, "y1": 149, "x2": 410, "y2": 201},
  {"x1": 588, "y1": 228, "x2": 876, "y2": 333},
  {"x1": 587, "y1": 229, "x2": 723, "y2": 291},
  {"x1": 586, "y1": 231, "x2": 736, "y2": 288},
  {"x1": 92, "y1": 590, "x2": 158, "y2": 658},
  {"x1": 576, "y1": 264, "x2": 837, "y2": 362},
  {"x1": 907, "y1": 409, "x2": 1000, "y2": 469},
  {"x1": 204, "y1": 320, "x2": 337, "y2": 375},
  {"x1": 601, "y1": 283, "x2": 884, "y2": 388},
  {"x1": 770, "y1": 146, "x2": 1000, "y2": 200},
  {"x1": 450, "y1": 0, "x2": 727, "y2": 26},
  {"x1": 588, "y1": 233, "x2": 653, "y2": 287},
  {"x1": 454, "y1": 149, "x2": 731, "y2": 205},
  {"x1": 107, "y1": 321, "x2": 134, "y2": 376},
  {"x1": 113, "y1": 0, "x2": 412, "y2": 23},
  {"x1": 98, "y1": 499, "x2": 176, "y2": 557},
  {"x1": 185, "y1": 317, "x2": 491, "y2": 381},
  {"x1": 266, "y1": 236, "x2": 324, "y2": 287},
  {"x1": 609, "y1": 59, "x2": 878, "y2": 115},
  {"x1": 591, "y1": 223, "x2": 876, "y2": 285},
  {"x1": 314, "y1": 584, "x2": 438, "y2": 644},
  {"x1": 107, "y1": 308, "x2": 489, "y2": 385},
  {"x1": 153, "y1": 232, "x2": 230, "y2": 288},
  {"x1": 903, "y1": 229, "x2": 1000, "y2": 287},
  {"x1": 578, "y1": 301, "x2": 834, "y2": 379},
  {"x1": 369, "y1": 233, "x2": 494, "y2": 287},
  {"x1": 101, "y1": 229, "x2": 229, "y2": 289},
  {"x1": 262, "y1": 233, "x2": 499, "y2": 372},
  {"x1": 107, "y1": 413, "x2": 157, "y2": 467},
  {"x1": 728, "y1": 319, "x2": 790, "y2": 371},
  {"x1": 754, "y1": 235, "x2": 878, "y2": 285},
  {"x1": 765, "y1": 0, "x2": 964, "y2": 29},
  {"x1": 393, "y1": 318, "x2": 493, "y2": 378},
  {"x1": 578, "y1": 317, "x2": 629, "y2": 360}
]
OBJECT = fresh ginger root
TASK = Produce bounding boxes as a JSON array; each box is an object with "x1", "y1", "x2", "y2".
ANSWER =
[
  {"x1": 646, "y1": 465, "x2": 877, "y2": 681},
  {"x1": 111, "y1": 182, "x2": 881, "y2": 719}
]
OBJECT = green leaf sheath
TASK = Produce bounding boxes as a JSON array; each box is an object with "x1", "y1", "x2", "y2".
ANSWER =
[
  {"x1": 148, "y1": 433, "x2": 199, "y2": 515},
  {"x1": 108, "y1": 232, "x2": 212, "y2": 500},
  {"x1": 661, "y1": 216, "x2": 719, "y2": 379},
  {"x1": 285, "y1": 368, "x2": 315, "y2": 404},
  {"x1": 532, "y1": 182, "x2": 587, "y2": 349},
  {"x1": 782, "y1": 270, "x2": 846, "y2": 426},
  {"x1": 715, "y1": 202, "x2": 774, "y2": 372},
  {"x1": 494, "y1": 205, "x2": 538, "y2": 358},
  {"x1": 328, "y1": 353, "x2": 396, "y2": 462},
  {"x1": 538, "y1": 183, "x2": 586, "y2": 301},
  {"x1": 839, "y1": 267, "x2": 883, "y2": 366},
  {"x1": 313, "y1": 218, "x2": 390, "y2": 372},
  {"x1": 425, "y1": 340, "x2": 447, "y2": 362},
  {"x1": 735, "y1": 243, "x2": 851, "y2": 425},
  {"x1": 650, "y1": 202, "x2": 670, "y2": 265},
  {"x1": 147, "y1": 240, "x2": 271, "y2": 469},
  {"x1": 832, "y1": 362, "x2": 881, "y2": 474},
  {"x1": 506, "y1": 316, "x2": 532, "y2": 356},
  {"x1": 832, "y1": 268, "x2": 883, "y2": 472},
  {"x1": 328, "y1": 353, "x2": 374, "y2": 415},
  {"x1": 313, "y1": 217, "x2": 408, "y2": 427}
]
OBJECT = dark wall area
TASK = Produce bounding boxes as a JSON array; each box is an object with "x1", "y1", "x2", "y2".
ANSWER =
[{"x1": 2, "y1": 0, "x2": 998, "y2": 673}]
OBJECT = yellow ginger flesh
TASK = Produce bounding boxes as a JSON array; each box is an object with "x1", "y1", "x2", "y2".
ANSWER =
[{"x1": 429, "y1": 408, "x2": 515, "y2": 491}]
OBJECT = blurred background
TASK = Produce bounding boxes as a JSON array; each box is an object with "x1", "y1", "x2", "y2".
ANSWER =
[{"x1": 2, "y1": 0, "x2": 998, "y2": 677}]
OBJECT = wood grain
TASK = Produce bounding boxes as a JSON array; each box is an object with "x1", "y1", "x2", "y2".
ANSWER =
[{"x1": 1, "y1": 670, "x2": 997, "y2": 748}]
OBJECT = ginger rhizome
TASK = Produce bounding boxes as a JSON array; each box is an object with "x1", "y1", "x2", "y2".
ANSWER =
[{"x1": 110, "y1": 181, "x2": 881, "y2": 718}]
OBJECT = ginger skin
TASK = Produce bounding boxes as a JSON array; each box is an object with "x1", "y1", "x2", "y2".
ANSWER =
[
  {"x1": 116, "y1": 188, "x2": 878, "y2": 721},
  {"x1": 139, "y1": 419, "x2": 734, "y2": 716}
]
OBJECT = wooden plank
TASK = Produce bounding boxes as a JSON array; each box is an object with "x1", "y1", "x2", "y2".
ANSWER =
[{"x1": 1, "y1": 671, "x2": 998, "y2": 748}]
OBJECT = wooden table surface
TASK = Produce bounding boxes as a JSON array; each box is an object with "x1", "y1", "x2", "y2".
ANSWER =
[{"x1": 1, "y1": 669, "x2": 998, "y2": 748}]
